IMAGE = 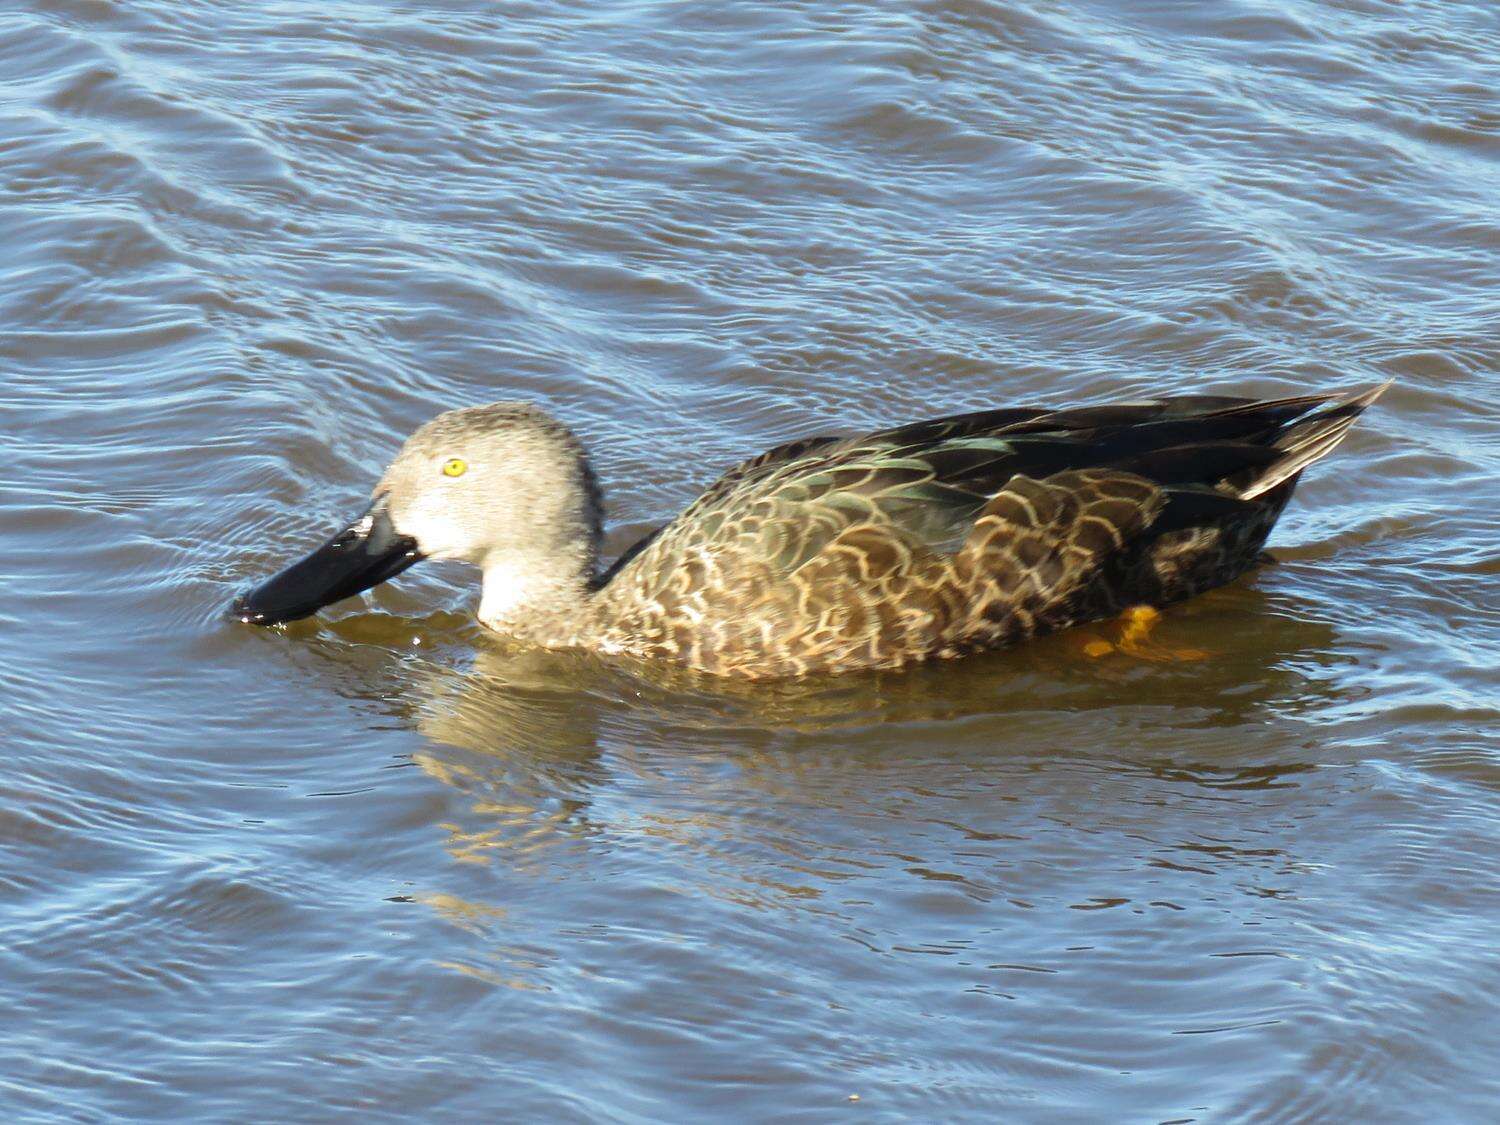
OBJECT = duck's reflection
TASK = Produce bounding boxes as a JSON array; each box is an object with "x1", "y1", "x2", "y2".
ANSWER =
[
  {"x1": 400, "y1": 644, "x2": 611, "y2": 870},
  {"x1": 316, "y1": 581, "x2": 1358, "y2": 986},
  {"x1": 291, "y1": 576, "x2": 1354, "y2": 889},
  {"x1": 392, "y1": 579, "x2": 1349, "y2": 821}
]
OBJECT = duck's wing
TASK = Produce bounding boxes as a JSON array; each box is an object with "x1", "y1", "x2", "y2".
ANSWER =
[
  {"x1": 593, "y1": 433, "x2": 846, "y2": 589},
  {"x1": 601, "y1": 386, "x2": 1386, "y2": 637}
]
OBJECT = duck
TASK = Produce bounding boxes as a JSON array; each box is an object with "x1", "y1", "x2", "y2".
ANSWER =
[{"x1": 232, "y1": 383, "x2": 1387, "y2": 678}]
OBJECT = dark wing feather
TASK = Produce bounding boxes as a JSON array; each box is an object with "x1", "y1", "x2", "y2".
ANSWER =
[
  {"x1": 594, "y1": 523, "x2": 666, "y2": 589},
  {"x1": 679, "y1": 433, "x2": 844, "y2": 514},
  {"x1": 589, "y1": 384, "x2": 1387, "y2": 675},
  {"x1": 603, "y1": 386, "x2": 1381, "y2": 592}
]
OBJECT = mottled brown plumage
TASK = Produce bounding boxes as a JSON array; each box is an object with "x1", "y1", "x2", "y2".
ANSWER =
[{"x1": 234, "y1": 384, "x2": 1388, "y2": 679}]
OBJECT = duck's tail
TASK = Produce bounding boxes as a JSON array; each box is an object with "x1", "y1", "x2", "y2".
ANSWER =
[{"x1": 1235, "y1": 381, "x2": 1390, "y2": 501}]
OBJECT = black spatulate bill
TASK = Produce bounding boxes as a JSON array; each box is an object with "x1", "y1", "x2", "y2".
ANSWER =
[{"x1": 231, "y1": 497, "x2": 423, "y2": 625}]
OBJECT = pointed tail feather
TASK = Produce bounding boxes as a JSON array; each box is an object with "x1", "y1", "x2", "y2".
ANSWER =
[{"x1": 1236, "y1": 381, "x2": 1390, "y2": 500}]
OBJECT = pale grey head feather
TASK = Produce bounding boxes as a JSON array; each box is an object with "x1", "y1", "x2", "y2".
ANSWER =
[{"x1": 375, "y1": 402, "x2": 604, "y2": 628}]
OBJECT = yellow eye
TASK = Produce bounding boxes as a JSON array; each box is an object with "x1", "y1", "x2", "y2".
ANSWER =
[{"x1": 442, "y1": 458, "x2": 467, "y2": 478}]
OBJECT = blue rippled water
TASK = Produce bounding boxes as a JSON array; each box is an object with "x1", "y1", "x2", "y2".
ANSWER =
[{"x1": 2, "y1": 1, "x2": 1498, "y2": 1120}]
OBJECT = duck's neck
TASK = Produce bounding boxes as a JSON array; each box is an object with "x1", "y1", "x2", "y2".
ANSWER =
[
  {"x1": 476, "y1": 544, "x2": 599, "y2": 645},
  {"x1": 474, "y1": 431, "x2": 607, "y2": 645}
]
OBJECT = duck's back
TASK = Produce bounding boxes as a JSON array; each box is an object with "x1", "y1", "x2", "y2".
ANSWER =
[{"x1": 593, "y1": 386, "x2": 1385, "y2": 678}]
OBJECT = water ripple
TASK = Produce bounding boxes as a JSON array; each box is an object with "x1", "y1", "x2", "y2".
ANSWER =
[{"x1": 0, "y1": 0, "x2": 1497, "y2": 1119}]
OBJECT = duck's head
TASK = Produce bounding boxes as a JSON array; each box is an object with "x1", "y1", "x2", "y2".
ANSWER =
[{"x1": 232, "y1": 402, "x2": 603, "y2": 628}]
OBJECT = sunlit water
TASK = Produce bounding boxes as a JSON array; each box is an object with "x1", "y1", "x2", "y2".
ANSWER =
[{"x1": 3, "y1": 1, "x2": 1499, "y2": 1119}]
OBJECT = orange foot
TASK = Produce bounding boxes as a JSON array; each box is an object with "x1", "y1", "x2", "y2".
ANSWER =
[{"x1": 1081, "y1": 606, "x2": 1209, "y2": 663}]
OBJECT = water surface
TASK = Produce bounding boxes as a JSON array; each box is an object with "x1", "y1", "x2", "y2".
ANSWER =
[{"x1": 3, "y1": 0, "x2": 1499, "y2": 1119}]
